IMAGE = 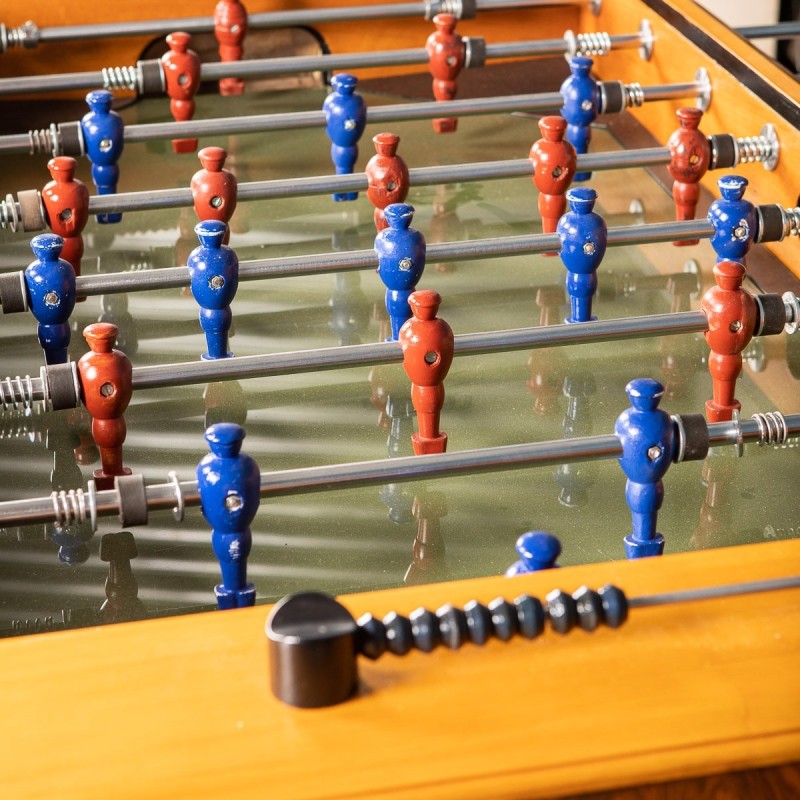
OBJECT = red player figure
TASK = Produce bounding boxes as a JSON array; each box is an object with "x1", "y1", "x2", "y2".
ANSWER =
[
  {"x1": 701, "y1": 260, "x2": 757, "y2": 422},
  {"x1": 667, "y1": 108, "x2": 711, "y2": 246},
  {"x1": 425, "y1": 14, "x2": 465, "y2": 133},
  {"x1": 399, "y1": 290, "x2": 455, "y2": 455},
  {"x1": 161, "y1": 32, "x2": 201, "y2": 154},
  {"x1": 77, "y1": 323, "x2": 133, "y2": 490},
  {"x1": 530, "y1": 116, "x2": 577, "y2": 246},
  {"x1": 365, "y1": 133, "x2": 410, "y2": 231},
  {"x1": 190, "y1": 147, "x2": 238, "y2": 244},
  {"x1": 41, "y1": 157, "x2": 89, "y2": 290},
  {"x1": 214, "y1": 0, "x2": 248, "y2": 96}
]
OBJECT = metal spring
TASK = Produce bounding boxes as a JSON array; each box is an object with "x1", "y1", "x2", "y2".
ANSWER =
[
  {"x1": 0, "y1": 375, "x2": 36, "y2": 411},
  {"x1": 425, "y1": 0, "x2": 464, "y2": 19},
  {"x1": 0, "y1": 194, "x2": 21, "y2": 232},
  {"x1": 575, "y1": 31, "x2": 612, "y2": 56},
  {"x1": 623, "y1": 82, "x2": 645, "y2": 108},
  {"x1": 102, "y1": 65, "x2": 139, "y2": 92},
  {"x1": 736, "y1": 135, "x2": 773, "y2": 164},
  {"x1": 3, "y1": 21, "x2": 39, "y2": 50},
  {"x1": 11, "y1": 616, "x2": 56, "y2": 635},
  {"x1": 28, "y1": 125, "x2": 59, "y2": 156},
  {"x1": 751, "y1": 412, "x2": 789, "y2": 446},
  {"x1": 783, "y1": 208, "x2": 800, "y2": 237},
  {"x1": 51, "y1": 489, "x2": 89, "y2": 528}
]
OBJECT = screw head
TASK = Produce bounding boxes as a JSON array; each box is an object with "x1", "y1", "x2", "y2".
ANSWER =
[
  {"x1": 647, "y1": 445, "x2": 663, "y2": 462},
  {"x1": 225, "y1": 493, "x2": 243, "y2": 511}
]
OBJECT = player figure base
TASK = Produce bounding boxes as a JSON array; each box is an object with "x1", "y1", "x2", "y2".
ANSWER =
[
  {"x1": 673, "y1": 239, "x2": 699, "y2": 247},
  {"x1": 565, "y1": 315, "x2": 597, "y2": 325},
  {"x1": 332, "y1": 192, "x2": 358, "y2": 202},
  {"x1": 412, "y1": 432, "x2": 448, "y2": 456},
  {"x1": 623, "y1": 533, "x2": 665, "y2": 559},
  {"x1": 171, "y1": 138, "x2": 199, "y2": 155},
  {"x1": 93, "y1": 467, "x2": 133, "y2": 491},
  {"x1": 705, "y1": 399, "x2": 740, "y2": 423},
  {"x1": 215, "y1": 582, "x2": 256, "y2": 609},
  {"x1": 432, "y1": 118, "x2": 458, "y2": 134},
  {"x1": 573, "y1": 171, "x2": 591, "y2": 183},
  {"x1": 201, "y1": 351, "x2": 234, "y2": 361}
]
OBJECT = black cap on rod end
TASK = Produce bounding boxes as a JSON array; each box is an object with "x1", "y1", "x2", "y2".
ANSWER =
[{"x1": 266, "y1": 592, "x2": 359, "y2": 708}]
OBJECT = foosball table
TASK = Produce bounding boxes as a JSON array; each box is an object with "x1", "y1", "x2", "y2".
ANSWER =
[{"x1": 0, "y1": 0, "x2": 798, "y2": 797}]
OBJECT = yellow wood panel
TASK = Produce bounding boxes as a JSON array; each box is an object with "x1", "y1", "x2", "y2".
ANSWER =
[{"x1": 2, "y1": 539, "x2": 799, "y2": 799}]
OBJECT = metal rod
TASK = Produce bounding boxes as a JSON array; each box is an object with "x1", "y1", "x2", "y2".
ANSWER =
[
  {"x1": 2, "y1": 412, "x2": 798, "y2": 527},
  {"x1": 122, "y1": 93, "x2": 556, "y2": 144},
  {"x1": 736, "y1": 22, "x2": 800, "y2": 40},
  {"x1": 629, "y1": 576, "x2": 800, "y2": 609},
  {"x1": 0, "y1": 42, "x2": 700, "y2": 98},
  {"x1": 86, "y1": 146, "x2": 670, "y2": 215},
  {"x1": 73, "y1": 218, "x2": 713, "y2": 298},
  {"x1": 129, "y1": 310, "x2": 711, "y2": 392},
  {"x1": 4, "y1": 2, "x2": 596, "y2": 49}
]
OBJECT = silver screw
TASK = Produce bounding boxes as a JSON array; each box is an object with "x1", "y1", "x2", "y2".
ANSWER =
[{"x1": 225, "y1": 493, "x2": 243, "y2": 511}]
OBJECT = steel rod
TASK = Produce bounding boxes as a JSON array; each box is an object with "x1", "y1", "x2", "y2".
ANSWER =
[
  {"x1": 73, "y1": 218, "x2": 713, "y2": 298},
  {"x1": 129, "y1": 310, "x2": 711, "y2": 392},
  {"x1": 629, "y1": 576, "x2": 800, "y2": 609},
  {"x1": 0, "y1": 44, "x2": 698, "y2": 98},
  {"x1": 86, "y1": 146, "x2": 670, "y2": 215},
  {"x1": 2, "y1": 413, "x2": 798, "y2": 527},
  {"x1": 122, "y1": 93, "x2": 556, "y2": 144},
  {"x1": 3, "y1": 2, "x2": 597, "y2": 48},
  {"x1": 736, "y1": 22, "x2": 800, "y2": 39}
]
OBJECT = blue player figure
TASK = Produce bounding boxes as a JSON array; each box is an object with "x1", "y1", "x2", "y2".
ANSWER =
[
  {"x1": 323, "y1": 73, "x2": 367, "y2": 201},
  {"x1": 187, "y1": 220, "x2": 238, "y2": 360},
  {"x1": 708, "y1": 175, "x2": 756, "y2": 265},
  {"x1": 81, "y1": 90, "x2": 124, "y2": 223},
  {"x1": 25, "y1": 233, "x2": 76, "y2": 365},
  {"x1": 375, "y1": 203, "x2": 426, "y2": 340},
  {"x1": 505, "y1": 531, "x2": 561, "y2": 576},
  {"x1": 614, "y1": 378, "x2": 675, "y2": 559},
  {"x1": 197, "y1": 423, "x2": 261, "y2": 609},
  {"x1": 557, "y1": 187, "x2": 607, "y2": 323},
  {"x1": 560, "y1": 56, "x2": 599, "y2": 182}
]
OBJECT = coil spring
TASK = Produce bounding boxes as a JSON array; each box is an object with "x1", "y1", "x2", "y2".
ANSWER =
[
  {"x1": 3, "y1": 21, "x2": 39, "y2": 50},
  {"x1": 51, "y1": 489, "x2": 90, "y2": 528},
  {"x1": 102, "y1": 65, "x2": 139, "y2": 92},
  {"x1": 11, "y1": 616, "x2": 56, "y2": 635},
  {"x1": 28, "y1": 124, "x2": 59, "y2": 156},
  {"x1": 575, "y1": 31, "x2": 612, "y2": 56},
  {"x1": 783, "y1": 208, "x2": 800, "y2": 237},
  {"x1": 623, "y1": 82, "x2": 645, "y2": 108},
  {"x1": 0, "y1": 375, "x2": 37, "y2": 411},
  {"x1": 426, "y1": 0, "x2": 463, "y2": 18},
  {"x1": 0, "y1": 194, "x2": 21, "y2": 232},
  {"x1": 751, "y1": 412, "x2": 789, "y2": 446},
  {"x1": 736, "y1": 135, "x2": 773, "y2": 164}
]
